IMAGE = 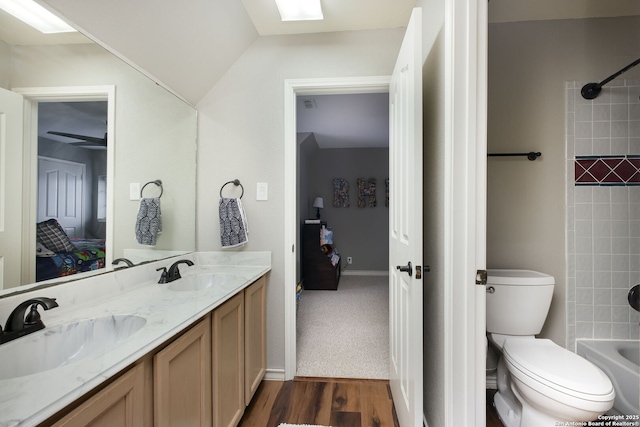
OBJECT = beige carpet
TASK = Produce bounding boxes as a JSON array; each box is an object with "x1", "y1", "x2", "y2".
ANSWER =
[{"x1": 296, "y1": 275, "x2": 389, "y2": 379}]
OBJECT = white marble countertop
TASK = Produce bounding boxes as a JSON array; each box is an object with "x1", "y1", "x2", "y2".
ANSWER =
[{"x1": 0, "y1": 252, "x2": 270, "y2": 427}]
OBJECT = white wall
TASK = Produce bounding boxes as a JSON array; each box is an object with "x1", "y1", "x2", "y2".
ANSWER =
[
  {"x1": 195, "y1": 28, "x2": 405, "y2": 374},
  {"x1": 488, "y1": 16, "x2": 640, "y2": 347},
  {"x1": 0, "y1": 40, "x2": 10, "y2": 90}
]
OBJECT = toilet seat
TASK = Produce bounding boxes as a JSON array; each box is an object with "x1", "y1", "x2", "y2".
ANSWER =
[{"x1": 503, "y1": 339, "x2": 615, "y2": 405}]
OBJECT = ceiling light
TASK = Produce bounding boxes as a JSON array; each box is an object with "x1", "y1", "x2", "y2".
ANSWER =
[
  {"x1": 0, "y1": 0, "x2": 76, "y2": 33},
  {"x1": 275, "y1": 0, "x2": 323, "y2": 21}
]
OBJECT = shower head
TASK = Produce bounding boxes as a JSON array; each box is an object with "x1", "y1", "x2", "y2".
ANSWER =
[
  {"x1": 580, "y1": 82, "x2": 601, "y2": 100},
  {"x1": 580, "y1": 57, "x2": 640, "y2": 100}
]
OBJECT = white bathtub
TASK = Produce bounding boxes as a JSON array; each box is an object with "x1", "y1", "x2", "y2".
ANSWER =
[{"x1": 577, "y1": 340, "x2": 639, "y2": 416}]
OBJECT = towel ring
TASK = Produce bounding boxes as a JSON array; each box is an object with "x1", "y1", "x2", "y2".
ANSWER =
[
  {"x1": 141, "y1": 180, "x2": 163, "y2": 198},
  {"x1": 220, "y1": 179, "x2": 244, "y2": 199}
]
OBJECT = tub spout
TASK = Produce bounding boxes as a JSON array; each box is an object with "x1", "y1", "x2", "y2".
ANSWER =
[{"x1": 628, "y1": 284, "x2": 640, "y2": 312}]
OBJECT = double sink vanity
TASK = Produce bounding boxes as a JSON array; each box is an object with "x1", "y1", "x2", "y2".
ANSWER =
[{"x1": 0, "y1": 251, "x2": 271, "y2": 427}]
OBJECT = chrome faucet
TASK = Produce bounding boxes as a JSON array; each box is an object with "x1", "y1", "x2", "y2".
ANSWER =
[
  {"x1": 112, "y1": 258, "x2": 134, "y2": 268},
  {"x1": 1, "y1": 297, "x2": 59, "y2": 344},
  {"x1": 166, "y1": 260, "x2": 194, "y2": 283}
]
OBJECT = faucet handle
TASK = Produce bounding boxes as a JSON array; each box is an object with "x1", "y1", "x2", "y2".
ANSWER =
[
  {"x1": 24, "y1": 304, "x2": 42, "y2": 326},
  {"x1": 156, "y1": 267, "x2": 168, "y2": 284}
]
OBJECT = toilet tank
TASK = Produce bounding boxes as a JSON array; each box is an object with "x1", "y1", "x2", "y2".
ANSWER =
[{"x1": 486, "y1": 269, "x2": 555, "y2": 336}]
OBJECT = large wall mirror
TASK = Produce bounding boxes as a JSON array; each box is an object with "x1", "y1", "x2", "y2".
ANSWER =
[{"x1": 0, "y1": 9, "x2": 197, "y2": 290}]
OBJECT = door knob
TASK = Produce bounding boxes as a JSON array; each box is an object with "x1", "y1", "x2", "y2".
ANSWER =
[{"x1": 396, "y1": 261, "x2": 412, "y2": 277}]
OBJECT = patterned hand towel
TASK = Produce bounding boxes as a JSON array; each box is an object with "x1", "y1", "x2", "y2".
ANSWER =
[
  {"x1": 135, "y1": 197, "x2": 162, "y2": 246},
  {"x1": 219, "y1": 197, "x2": 249, "y2": 248}
]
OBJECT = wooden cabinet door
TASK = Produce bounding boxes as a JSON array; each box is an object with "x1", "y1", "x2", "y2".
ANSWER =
[
  {"x1": 244, "y1": 277, "x2": 266, "y2": 405},
  {"x1": 212, "y1": 292, "x2": 244, "y2": 427},
  {"x1": 52, "y1": 362, "x2": 145, "y2": 427},
  {"x1": 154, "y1": 316, "x2": 211, "y2": 427}
]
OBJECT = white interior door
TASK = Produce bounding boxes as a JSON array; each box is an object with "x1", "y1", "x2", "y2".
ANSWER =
[
  {"x1": 37, "y1": 156, "x2": 85, "y2": 238},
  {"x1": 388, "y1": 8, "x2": 423, "y2": 427},
  {"x1": 0, "y1": 88, "x2": 24, "y2": 290}
]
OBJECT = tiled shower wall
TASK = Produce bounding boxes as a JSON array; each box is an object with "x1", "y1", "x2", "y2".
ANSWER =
[{"x1": 566, "y1": 79, "x2": 640, "y2": 351}]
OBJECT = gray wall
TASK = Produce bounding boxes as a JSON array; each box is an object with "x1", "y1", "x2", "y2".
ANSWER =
[
  {"x1": 488, "y1": 16, "x2": 640, "y2": 347},
  {"x1": 307, "y1": 147, "x2": 389, "y2": 272}
]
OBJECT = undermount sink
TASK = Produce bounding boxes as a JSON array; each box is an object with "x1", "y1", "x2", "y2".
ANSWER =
[
  {"x1": 168, "y1": 273, "x2": 243, "y2": 292},
  {"x1": 0, "y1": 314, "x2": 146, "y2": 380}
]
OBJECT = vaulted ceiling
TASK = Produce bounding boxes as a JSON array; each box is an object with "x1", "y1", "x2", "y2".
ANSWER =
[
  {"x1": 1, "y1": 0, "x2": 633, "y2": 149},
  {"x1": 0, "y1": 0, "x2": 624, "y2": 105},
  {"x1": 28, "y1": 0, "x2": 639, "y2": 106}
]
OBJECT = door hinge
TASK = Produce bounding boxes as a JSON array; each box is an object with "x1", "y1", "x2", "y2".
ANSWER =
[{"x1": 476, "y1": 269, "x2": 487, "y2": 285}]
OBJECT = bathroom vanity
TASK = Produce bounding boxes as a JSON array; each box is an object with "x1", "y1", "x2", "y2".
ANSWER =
[{"x1": 0, "y1": 252, "x2": 270, "y2": 427}]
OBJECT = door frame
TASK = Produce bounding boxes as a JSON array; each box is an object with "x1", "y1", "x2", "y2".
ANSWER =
[
  {"x1": 283, "y1": 76, "x2": 391, "y2": 380},
  {"x1": 441, "y1": 0, "x2": 487, "y2": 424},
  {"x1": 12, "y1": 86, "x2": 115, "y2": 283}
]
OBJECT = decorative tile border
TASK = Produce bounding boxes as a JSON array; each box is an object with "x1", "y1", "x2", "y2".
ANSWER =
[{"x1": 575, "y1": 155, "x2": 640, "y2": 185}]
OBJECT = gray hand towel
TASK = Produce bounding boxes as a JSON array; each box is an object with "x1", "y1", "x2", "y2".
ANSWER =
[
  {"x1": 219, "y1": 197, "x2": 248, "y2": 248},
  {"x1": 135, "y1": 197, "x2": 162, "y2": 246}
]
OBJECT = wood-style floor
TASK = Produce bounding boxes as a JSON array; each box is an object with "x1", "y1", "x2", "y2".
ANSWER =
[
  {"x1": 239, "y1": 379, "x2": 505, "y2": 427},
  {"x1": 238, "y1": 377, "x2": 399, "y2": 427}
]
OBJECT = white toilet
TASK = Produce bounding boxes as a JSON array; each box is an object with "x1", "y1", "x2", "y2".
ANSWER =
[{"x1": 486, "y1": 269, "x2": 615, "y2": 427}]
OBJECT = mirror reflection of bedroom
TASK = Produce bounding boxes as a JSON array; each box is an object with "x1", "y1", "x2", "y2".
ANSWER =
[
  {"x1": 35, "y1": 101, "x2": 108, "y2": 282},
  {"x1": 296, "y1": 92, "x2": 390, "y2": 379}
]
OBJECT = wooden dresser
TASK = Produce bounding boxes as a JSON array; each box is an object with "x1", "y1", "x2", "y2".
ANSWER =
[{"x1": 302, "y1": 223, "x2": 341, "y2": 290}]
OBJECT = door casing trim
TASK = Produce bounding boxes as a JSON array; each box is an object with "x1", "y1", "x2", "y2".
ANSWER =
[
  {"x1": 13, "y1": 85, "x2": 115, "y2": 283},
  {"x1": 283, "y1": 76, "x2": 391, "y2": 380}
]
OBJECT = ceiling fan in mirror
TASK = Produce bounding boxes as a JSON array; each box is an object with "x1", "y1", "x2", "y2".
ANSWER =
[{"x1": 46, "y1": 130, "x2": 107, "y2": 148}]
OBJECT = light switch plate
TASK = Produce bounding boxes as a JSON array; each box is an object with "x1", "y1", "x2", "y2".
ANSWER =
[
  {"x1": 257, "y1": 182, "x2": 268, "y2": 201},
  {"x1": 130, "y1": 183, "x2": 141, "y2": 200}
]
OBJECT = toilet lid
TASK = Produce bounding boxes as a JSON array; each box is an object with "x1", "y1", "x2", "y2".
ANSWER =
[{"x1": 503, "y1": 339, "x2": 614, "y2": 400}]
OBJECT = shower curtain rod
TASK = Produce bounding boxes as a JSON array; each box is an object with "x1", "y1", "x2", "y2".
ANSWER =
[{"x1": 581, "y1": 57, "x2": 640, "y2": 100}]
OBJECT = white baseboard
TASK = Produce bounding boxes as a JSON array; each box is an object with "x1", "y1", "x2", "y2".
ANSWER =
[
  {"x1": 264, "y1": 368, "x2": 285, "y2": 381},
  {"x1": 341, "y1": 270, "x2": 389, "y2": 276}
]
